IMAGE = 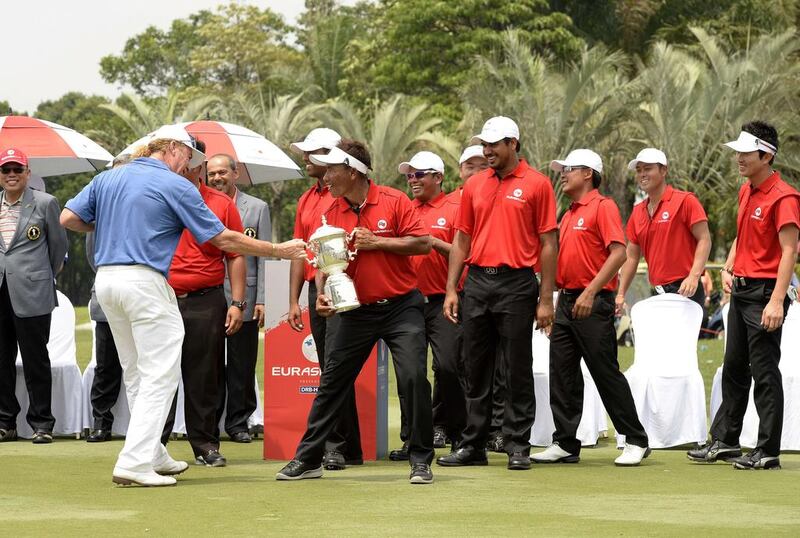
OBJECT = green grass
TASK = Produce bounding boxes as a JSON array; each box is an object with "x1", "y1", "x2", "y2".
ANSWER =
[{"x1": 5, "y1": 308, "x2": 797, "y2": 536}]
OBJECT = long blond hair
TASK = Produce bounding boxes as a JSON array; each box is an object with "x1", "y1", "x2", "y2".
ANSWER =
[{"x1": 131, "y1": 138, "x2": 177, "y2": 159}]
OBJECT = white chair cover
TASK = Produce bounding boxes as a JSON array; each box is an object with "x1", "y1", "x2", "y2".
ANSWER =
[
  {"x1": 711, "y1": 301, "x2": 800, "y2": 449},
  {"x1": 81, "y1": 321, "x2": 265, "y2": 436},
  {"x1": 617, "y1": 294, "x2": 707, "y2": 448},
  {"x1": 15, "y1": 290, "x2": 83, "y2": 438},
  {"x1": 709, "y1": 303, "x2": 730, "y2": 417},
  {"x1": 530, "y1": 301, "x2": 608, "y2": 447}
]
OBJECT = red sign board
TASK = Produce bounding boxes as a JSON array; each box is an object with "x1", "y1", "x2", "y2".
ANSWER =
[{"x1": 262, "y1": 309, "x2": 379, "y2": 460}]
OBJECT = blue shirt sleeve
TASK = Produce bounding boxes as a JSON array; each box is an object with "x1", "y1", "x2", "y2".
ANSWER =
[
  {"x1": 166, "y1": 183, "x2": 225, "y2": 244},
  {"x1": 65, "y1": 177, "x2": 97, "y2": 223}
]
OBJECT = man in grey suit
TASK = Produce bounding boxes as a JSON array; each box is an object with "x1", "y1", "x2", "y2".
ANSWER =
[
  {"x1": 0, "y1": 148, "x2": 68, "y2": 443},
  {"x1": 208, "y1": 154, "x2": 271, "y2": 443}
]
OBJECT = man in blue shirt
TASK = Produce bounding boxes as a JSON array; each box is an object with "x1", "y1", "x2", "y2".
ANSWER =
[{"x1": 61, "y1": 126, "x2": 306, "y2": 487}]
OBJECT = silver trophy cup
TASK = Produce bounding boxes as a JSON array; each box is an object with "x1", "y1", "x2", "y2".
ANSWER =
[{"x1": 307, "y1": 216, "x2": 360, "y2": 312}]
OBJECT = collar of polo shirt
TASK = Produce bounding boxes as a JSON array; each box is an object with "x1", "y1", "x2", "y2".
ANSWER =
[{"x1": 309, "y1": 146, "x2": 370, "y2": 175}]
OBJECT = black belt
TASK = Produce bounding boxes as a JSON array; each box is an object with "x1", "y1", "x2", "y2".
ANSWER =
[
  {"x1": 653, "y1": 279, "x2": 684, "y2": 295},
  {"x1": 423, "y1": 293, "x2": 445, "y2": 304},
  {"x1": 732, "y1": 276, "x2": 776, "y2": 289},
  {"x1": 469, "y1": 264, "x2": 521, "y2": 275},
  {"x1": 176, "y1": 284, "x2": 223, "y2": 299},
  {"x1": 560, "y1": 288, "x2": 614, "y2": 298},
  {"x1": 364, "y1": 290, "x2": 416, "y2": 307}
]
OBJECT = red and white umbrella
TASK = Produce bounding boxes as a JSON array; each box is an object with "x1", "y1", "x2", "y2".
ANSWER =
[
  {"x1": 0, "y1": 116, "x2": 113, "y2": 177},
  {"x1": 117, "y1": 120, "x2": 303, "y2": 185}
]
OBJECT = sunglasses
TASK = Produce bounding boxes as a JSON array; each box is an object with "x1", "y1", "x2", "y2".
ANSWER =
[
  {"x1": 405, "y1": 170, "x2": 437, "y2": 180},
  {"x1": 0, "y1": 166, "x2": 26, "y2": 174},
  {"x1": 561, "y1": 165, "x2": 589, "y2": 173}
]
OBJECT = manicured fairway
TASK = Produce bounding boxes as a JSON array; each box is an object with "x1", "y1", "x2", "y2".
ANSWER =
[{"x1": 4, "y1": 311, "x2": 798, "y2": 536}]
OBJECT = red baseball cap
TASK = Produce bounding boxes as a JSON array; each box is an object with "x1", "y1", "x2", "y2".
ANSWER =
[{"x1": 0, "y1": 148, "x2": 28, "y2": 167}]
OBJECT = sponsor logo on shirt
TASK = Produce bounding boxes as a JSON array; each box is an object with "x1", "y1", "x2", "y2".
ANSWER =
[
  {"x1": 752, "y1": 206, "x2": 763, "y2": 221},
  {"x1": 506, "y1": 187, "x2": 525, "y2": 203},
  {"x1": 656, "y1": 210, "x2": 670, "y2": 224},
  {"x1": 374, "y1": 218, "x2": 393, "y2": 234},
  {"x1": 573, "y1": 216, "x2": 587, "y2": 231},
  {"x1": 432, "y1": 216, "x2": 449, "y2": 230}
]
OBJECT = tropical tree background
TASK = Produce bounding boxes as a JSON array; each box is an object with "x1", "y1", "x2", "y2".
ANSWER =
[{"x1": 6, "y1": 0, "x2": 800, "y2": 303}]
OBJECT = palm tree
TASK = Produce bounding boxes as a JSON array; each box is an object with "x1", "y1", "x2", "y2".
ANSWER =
[
  {"x1": 314, "y1": 95, "x2": 450, "y2": 190},
  {"x1": 98, "y1": 89, "x2": 219, "y2": 141},
  {"x1": 630, "y1": 27, "x2": 800, "y2": 250},
  {"x1": 221, "y1": 90, "x2": 321, "y2": 241},
  {"x1": 461, "y1": 30, "x2": 638, "y2": 210}
]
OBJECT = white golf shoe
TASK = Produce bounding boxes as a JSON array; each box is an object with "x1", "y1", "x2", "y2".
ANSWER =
[
  {"x1": 112, "y1": 467, "x2": 177, "y2": 487},
  {"x1": 614, "y1": 443, "x2": 652, "y2": 466},
  {"x1": 530, "y1": 443, "x2": 580, "y2": 464}
]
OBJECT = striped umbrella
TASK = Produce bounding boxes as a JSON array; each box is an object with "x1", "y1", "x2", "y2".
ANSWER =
[
  {"x1": 118, "y1": 120, "x2": 303, "y2": 185},
  {"x1": 0, "y1": 115, "x2": 113, "y2": 177}
]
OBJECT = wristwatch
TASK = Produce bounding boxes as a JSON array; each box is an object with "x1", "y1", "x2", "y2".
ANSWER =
[{"x1": 231, "y1": 300, "x2": 246, "y2": 310}]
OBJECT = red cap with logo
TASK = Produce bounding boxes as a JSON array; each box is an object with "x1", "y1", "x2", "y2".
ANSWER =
[{"x1": 0, "y1": 148, "x2": 28, "y2": 167}]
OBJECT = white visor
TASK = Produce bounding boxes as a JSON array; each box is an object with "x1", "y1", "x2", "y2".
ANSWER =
[
  {"x1": 724, "y1": 131, "x2": 777, "y2": 155},
  {"x1": 309, "y1": 146, "x2": 370, "y2": 174}
]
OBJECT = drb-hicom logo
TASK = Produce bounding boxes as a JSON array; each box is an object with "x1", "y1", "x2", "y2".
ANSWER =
[
  {"x1": 377, "y1": 219, "x2": 387, "y2": 229},
  {"x1": 437, "y1": 217, "x2": 446, "y2": 226},
  {"x1": 573, "y1": 216, "x2": 587, "y2": 231},
  {"x1": 661, "y1": 211, "x2": 669, "y2": 220},
  {"x1": 577, "y1": 217, "x2": 584, "y2": 227},
  {"x1": 752, "y1": 206, "x2": 763, "y2": 220}
]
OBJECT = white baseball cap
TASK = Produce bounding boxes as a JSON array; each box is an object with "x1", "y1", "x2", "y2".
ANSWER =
[
  {"x1": 290, "y1": 128, "x2": 342, "y2": 154},
  {"x1": 724, "y1": 130, "x2": 777, "y2": 154},
  {"x1": 398, "y1": 151, "x2": 445, "y2": 174},
  {"x1": 470, "y1": 116, "x2": 520, "y2": 145},
  {"x1": 309, "y1": 146, "x2": 370, "y2": 174},
  {"x1": 116, "y1": 124, "x2": 206, "y2": 168},
  {"x1": 459, "y1": 145, "x2": 486, "y2": 165},
  {"x1": 627, "y1": 148, "x2": 668, "y2": 170},
  {"x1": 550, "y1": 149, "x2": 603, "y2": 174}
]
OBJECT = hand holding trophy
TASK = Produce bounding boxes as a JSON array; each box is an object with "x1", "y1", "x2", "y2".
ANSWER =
[{"x1": 307, "y1": 216, "x2": 360, "y2": 312}]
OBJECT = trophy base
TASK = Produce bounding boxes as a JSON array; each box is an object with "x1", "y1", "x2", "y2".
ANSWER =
[{"x1": 325, "y1": 273, "x2": 361, "y2": 313}]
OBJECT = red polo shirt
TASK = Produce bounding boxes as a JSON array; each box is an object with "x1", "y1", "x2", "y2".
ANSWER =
[
  {"x1": 734, "y1": 171, "x2": 800, "y2": 278},
  {"x1": 324, "y1": 181, "x2": 427, "y2": 304},
  {"x1": 558, "y1": 190, "x2": 625, "y2": 291},
  {"x1": 293, "y1": 183, "x2": 334, "y2": 282},
  {"x1": 169, "y1": 183, "x2": 243, "y2": 296},
  {"x1": 412, "y1": 191, "x2": 462, "y2": 295},
  {"x1": 626, "y1": 185, "x2": 707, "y2": 286},
  {"x1": 455, "y1": 159, "x2": 557, "y2": 269}
]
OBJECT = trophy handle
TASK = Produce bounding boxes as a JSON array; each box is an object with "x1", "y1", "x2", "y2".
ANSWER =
[
  {"x1": 348, "y1": 249, "x2": 357, "y2": 260},
  {"x1": 307, "y1": 256, "x2": 318, "y2": 268}
]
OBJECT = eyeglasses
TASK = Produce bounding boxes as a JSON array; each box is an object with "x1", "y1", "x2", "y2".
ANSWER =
[
  {"x1": 561, "y1": 165, "x2": 589, "y2": 173},
  {"x1": 0, "y1": 166, "x2": 26, "y2": 174},
  {"x1": 405, "y1": 170, "x2": 436, "y2": 180}
]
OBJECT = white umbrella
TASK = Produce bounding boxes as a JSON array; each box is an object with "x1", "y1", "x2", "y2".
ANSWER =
[
  {"x1": 117, "y1": 121, "x2": 303, "y2": 185},
  {"x1": 0, "y1": 116, "x2": 113, "y2": 176}
]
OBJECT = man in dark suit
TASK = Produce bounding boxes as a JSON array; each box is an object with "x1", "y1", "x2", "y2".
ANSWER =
[
  {"x1": 0, "y1": 148, "x2": 68, "y2": 444},
  {"x1": 208, "y1": 154, "x2": 271, "y2": 443}
]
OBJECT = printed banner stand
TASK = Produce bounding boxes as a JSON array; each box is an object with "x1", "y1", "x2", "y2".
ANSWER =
[{"x1": 262, "y1": 260, "x2": 388, "y2": 461}]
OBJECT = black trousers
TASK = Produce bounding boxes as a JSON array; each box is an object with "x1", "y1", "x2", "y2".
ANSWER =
[
  {"x1": 426, "y1": 295, "x2": 466, "y2": 441},
  {"x1": 295, "y1": 290, "x2": 433, "y2": 465},
  {"x1": 711, "y1": 280, "x2": 788, "y2": 456},
  {"x1": 0, "y1": 280, "x2": 54, "y2": 432},
  {"x1": 89, "y1": 321, "x2": 122, "y2": 430},
  {"x1": 490, "y1": 350, "x2": 506, "y2": 433},
  {"x1": 162, "y1": 289, "x2": 227, "y2": 456},
  {"x1": 460, "y1": 267, "x2": 537, "y2": 454},
  {"x1": 217, "y1": 320, "x2": 259, "y2": 435},
  {"x1": 309, "y1": 281, "x2": 362, "y2": 459},
  {"x1": 549, "y1": 291, "x2": 648, "y2": 454}
]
